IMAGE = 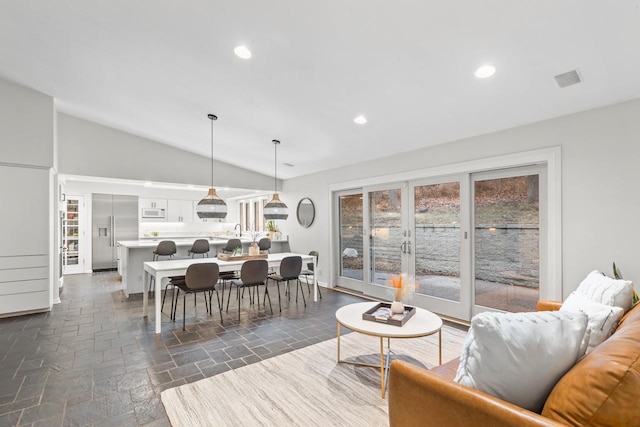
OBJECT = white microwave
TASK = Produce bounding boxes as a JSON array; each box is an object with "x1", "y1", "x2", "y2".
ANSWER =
[{"x1": 141, "y1": 208, "x2": 165, "y2": 218}]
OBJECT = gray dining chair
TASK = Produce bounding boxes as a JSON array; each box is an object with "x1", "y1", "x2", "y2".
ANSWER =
[
  {"x1": 150, "y1": 240, "x2": 180, "y2": 313},
  {"x1": 221, "y1": 238, "x2": 242, "y2": 254},
  {"x1": 269, "y1": 256, "x2": 304, "y2": 311},
  {"x1": 301, "y1": 250, "x2": 321, "y2": 299},
  {"x1": 226, "y1": 259, "x2": 270, "y2": 321},
  {"x1": 218, "y1": 238, "x2": 242, "y2": 286},
  {"x1": 258, "y1": 237, "x2": 271, "y2": 253},
  {"x1": 188, "y1": 239, "x2": 210, "y2": 258},
  {"x1": 171, "y1": 262, "x2": 222, "y2": 330}
]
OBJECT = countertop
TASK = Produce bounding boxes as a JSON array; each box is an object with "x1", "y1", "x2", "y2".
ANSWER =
[{"x1": 118, "y1": 237, "x2": 288, "y2": 248}]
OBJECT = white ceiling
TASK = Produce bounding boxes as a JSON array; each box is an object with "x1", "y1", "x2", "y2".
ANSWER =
[{"x1": 1, "y1": 1, "x2": 639, "y2": 180}]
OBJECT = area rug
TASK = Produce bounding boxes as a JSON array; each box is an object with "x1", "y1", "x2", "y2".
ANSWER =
[{"x1": 161, "y1": 325, "x2": 466, "y2": 427}]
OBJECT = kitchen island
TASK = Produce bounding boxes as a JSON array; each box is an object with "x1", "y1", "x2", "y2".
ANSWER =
[{"x1": 117, "y1": 237, "x2": 291, "y2": 296}]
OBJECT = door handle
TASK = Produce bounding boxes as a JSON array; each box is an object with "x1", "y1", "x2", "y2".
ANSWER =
[
  {"x1": 111, "y1": 216, "x2": 115, "y2": 247},
  {"x1": 400, "y1": 241, "x2": 406, "y2": 254},
  {"x1": 406, "y1": 241, "x2": 412, "y2": 255}
]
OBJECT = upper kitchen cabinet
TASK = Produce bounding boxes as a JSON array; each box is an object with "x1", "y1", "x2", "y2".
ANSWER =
[
  {"x1": 167, "y1": 199, "x2": 194, "y2": 223},
  {"x1": 139, "y1": 198, "x2": 167, "y2": 222}
]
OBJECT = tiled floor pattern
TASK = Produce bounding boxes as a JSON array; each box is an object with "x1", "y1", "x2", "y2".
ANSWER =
[{"x1": 0, "y1": 272, "x2": 367, "y2": 426}]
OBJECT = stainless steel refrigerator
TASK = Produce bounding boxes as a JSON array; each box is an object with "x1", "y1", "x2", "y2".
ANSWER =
[{"x1": 92, "y1": 194, "x2": 138, "y2": 271}]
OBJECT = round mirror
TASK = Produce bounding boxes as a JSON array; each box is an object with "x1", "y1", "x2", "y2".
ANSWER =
[{"x1": 296, "y1": 198, "x2": 315, "y2": 228}]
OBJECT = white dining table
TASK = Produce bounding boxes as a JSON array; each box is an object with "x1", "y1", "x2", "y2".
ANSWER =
[{"x1": 143, "y1": 252, "x2": 317, "y2": 333}]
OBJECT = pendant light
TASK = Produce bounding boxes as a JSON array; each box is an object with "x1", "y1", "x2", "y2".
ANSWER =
[
  {"x1": 196, "y1": 114, "x2": 228, "y2": 219},
  {"x1": 263, "y1": 139, "x2": 288, "y2": 220}
]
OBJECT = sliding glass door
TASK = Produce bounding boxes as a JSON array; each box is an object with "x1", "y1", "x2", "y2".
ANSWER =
[
  {"x1": 472, "y1": 166, "x2": 544, "y2": 315},
  {"x1": 334, "y1": 165, "x2": 547, "y2": 322},
  {"x1": 364, "y1": 184, "x2": 408, "y2": 300},
  {"x1": 409, "y1": 177, "x2": 470, "y2": 320},
  {"x1": 337, "y1": 191, "x2": 364, "y2": 292}
]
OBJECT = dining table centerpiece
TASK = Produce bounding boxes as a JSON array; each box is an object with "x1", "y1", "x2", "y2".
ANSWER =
[{"x1": 247, "y1": 226, "x2": 263, "y2": 256}]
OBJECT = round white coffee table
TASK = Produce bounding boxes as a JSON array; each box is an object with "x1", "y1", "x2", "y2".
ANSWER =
[{"x1": 335, "y1": 301, "x2": 443, "y2": 398}]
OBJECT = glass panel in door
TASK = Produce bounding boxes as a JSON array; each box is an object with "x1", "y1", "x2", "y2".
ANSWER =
[
  {"x1": 63, "y1": 196, "x2": 84, "y2": 275},
  {"x1": 474, "y1": 174, "x2": 540, "y2": 312},
  {"x1": 338, "y1": 193, "x2": 364, "y2": 282},
  {"x1": 414, "y1": 182, "x2": 461, "y2": 302},
  {"x1": 368, "y1": 188, "x2": 403, "y2": 287}
]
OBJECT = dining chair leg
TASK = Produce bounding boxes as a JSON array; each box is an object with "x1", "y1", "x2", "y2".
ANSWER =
[
  {"x1": 161, "y1": 283, "x2": 170, "y2": 312},
  {"x1": 183, "y1": 293, "x2": 187, "y2": 331},
  {"x1": 275, "y1": 281, "x2": 282, "y2": 312},
  {"x1": 169, "y1": 286, "x2": 177, "y2": 319},
  {"x1": 172, "y1": 289, "x2": 180, "y2": 321},
  {"x1": 263, "y1": 283, "x2": 268, "y2": 305},
  {"x1": 237, "y1": 287, "x2": 241, "y2": 322},
  {"x1": 298, "y1": 279, "x2": 307, "y2": 307},
  {"x1": 254, "y1": 286, "x2": 258, "y2": 309},
  {"x1": 226, "y1": 283, "x2": 233, "y2": 312},
  {"x1": 214, "y1": 289, "x2": 223, "y2": 323},
  {"x1": 220, "y1": 281, "x2": 225, "y2": 308},
  {"x1": 264, "y1": 284, "x2": 273, "y2": 315}
]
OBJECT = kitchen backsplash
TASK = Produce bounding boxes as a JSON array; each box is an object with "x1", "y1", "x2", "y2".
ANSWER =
[{"x1": 139, "y1": 222, "x2": 240, "y2": 238}]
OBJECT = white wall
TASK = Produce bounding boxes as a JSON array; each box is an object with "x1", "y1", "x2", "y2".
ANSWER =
[
  {"x1": 284, "y1": 98, "x2": 640, "y2": 298},
  {"x1": 0, "y1": 79, "x2": 53, "y2": 168},
  {"x1": 0, "y1": 77, "x2": 54, "y2": 314},
  {"x1": 57, "y1": 113, "x2": 277, "y2": 191}
]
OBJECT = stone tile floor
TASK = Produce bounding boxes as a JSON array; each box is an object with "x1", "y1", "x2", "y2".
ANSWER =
[{"x1": 0, "y1": 272, "x2": 366, "y2": 426}]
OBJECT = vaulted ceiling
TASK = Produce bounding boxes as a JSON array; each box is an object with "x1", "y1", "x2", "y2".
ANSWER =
[{"x1": 1, "y1": 1, "x2": 639, "y2": 179}]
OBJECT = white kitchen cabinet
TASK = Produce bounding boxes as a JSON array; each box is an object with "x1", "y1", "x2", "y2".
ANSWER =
[
  {"x1": 139, "y1": 198, "x2": 167, "y2": 222},
  {"x1": 167, "y1": 199, "x2": 194, "y2": 223},
  {"x1": 139, "y1": 198, "x2": 167, "y2": 210},
  {"x1": 0, "y1": 165, "x2": 50, "y2": 315}
]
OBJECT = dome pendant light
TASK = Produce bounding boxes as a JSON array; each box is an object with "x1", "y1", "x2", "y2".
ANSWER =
[
  {"x1": 263, "y1": 139, "x2": 288, "y2": 220},
  {"x1": 196, "y1": 114, "x2": 228, "y2": 219}
]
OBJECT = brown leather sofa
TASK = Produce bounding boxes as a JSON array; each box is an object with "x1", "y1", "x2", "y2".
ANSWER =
[{"x1": 388, "y1": 300, "x2": 640, "y2": 426}]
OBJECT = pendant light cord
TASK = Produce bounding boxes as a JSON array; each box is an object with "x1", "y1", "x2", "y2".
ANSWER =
[
  {"x1": 211, "y1": 117, "x2": 214, "y2": 188},
  {"x1": 272, "y1": 139, "x2": 281, "y2": 194},
  {"x1": 208, "y1": 114, "x2": 217, "y2": 189}
]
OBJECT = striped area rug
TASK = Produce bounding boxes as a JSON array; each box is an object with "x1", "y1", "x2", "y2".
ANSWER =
[{"x1": 161, "y1": 324, "x2": 466, "y2": 427}]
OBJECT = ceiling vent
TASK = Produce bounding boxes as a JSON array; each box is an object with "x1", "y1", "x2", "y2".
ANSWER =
[{"x1": 554, "y1": 69, "x2": 582, "y2": 88}]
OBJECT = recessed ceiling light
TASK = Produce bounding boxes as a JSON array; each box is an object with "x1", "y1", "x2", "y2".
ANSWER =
[
  {"x1": 354, "y1": 115, "x2": 367, "y2": 125},
  {"x1": 234, "y1": 45, "x2": 252, "y2": 59},
  {"x1": 474, "y1": 64, "x2": 496, "y2": 79}
]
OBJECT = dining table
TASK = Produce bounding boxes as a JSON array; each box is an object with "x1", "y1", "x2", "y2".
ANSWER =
[{"x1": 143, "y1": 252, "x2": 317, "y2": 333}]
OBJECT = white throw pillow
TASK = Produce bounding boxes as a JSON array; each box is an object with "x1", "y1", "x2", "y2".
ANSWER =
[
  {"x1": 560, "y1": 292, "x2": 623, "y2": 353},
  {"x1": 453, "y1": 311, "x2": 588, "y2": 413},
  {"x1": 575, "y1": 270, "x2": 633, "y2": 312}
]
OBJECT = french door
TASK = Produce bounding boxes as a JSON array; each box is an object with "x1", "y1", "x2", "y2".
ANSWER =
[
  {"x1": 336, "y1": 166, "x2": 545, "y2": 322},
  {"x1": 409, "y1": 176, "x2": 470, "y2": 319}
]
